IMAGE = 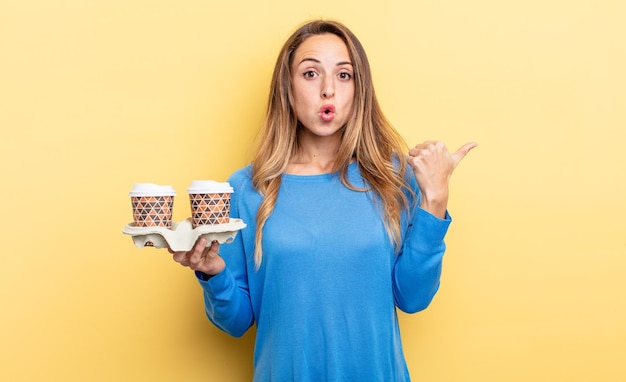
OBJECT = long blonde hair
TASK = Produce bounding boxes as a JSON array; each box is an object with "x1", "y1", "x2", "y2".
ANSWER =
[{"x1": 251, "y1": 20, "x2": 412, "y2": 267}]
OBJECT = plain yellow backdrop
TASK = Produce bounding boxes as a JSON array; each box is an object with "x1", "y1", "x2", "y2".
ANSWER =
[{"x1": 1, "y1": 0, "x2": 625, "y2": 381}]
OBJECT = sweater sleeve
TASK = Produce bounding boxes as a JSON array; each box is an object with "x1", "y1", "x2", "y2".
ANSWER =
[
  {"x1": 194, "y1": 171, "x2": 255, "y2": 337},
  {"x1": 392, "y1": 174, "x2": 452, "y2": 313}
]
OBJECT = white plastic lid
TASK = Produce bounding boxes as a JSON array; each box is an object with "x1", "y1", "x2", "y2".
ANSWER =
[
  {"x1": 187, "y1": 180, "x2": 233, "y2": 194},
  {"x1": 129, "y1": 183, "x2": 176, "y2": 197}
]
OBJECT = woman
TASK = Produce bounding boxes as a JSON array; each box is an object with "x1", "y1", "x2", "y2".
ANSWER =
[{"x1": 171, "y1": 19, "x2": 475, "y2": 381}]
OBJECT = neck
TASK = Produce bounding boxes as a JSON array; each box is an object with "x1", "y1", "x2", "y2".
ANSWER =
[{"x1": 286, "y1": 133, "x2": 341, "y2": 175}]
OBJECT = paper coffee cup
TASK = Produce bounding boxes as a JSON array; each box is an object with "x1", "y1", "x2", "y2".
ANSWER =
[
  {"x1": 129, "y1": 183, "x2": 176, "y2": 228},
  {"x1": 187, "y1": 180, "x2": 233, "y2": 227}
]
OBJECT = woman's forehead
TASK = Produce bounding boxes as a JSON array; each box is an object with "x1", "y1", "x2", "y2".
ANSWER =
[{"x1": 292, "y1": 34, "x2": 351, "y2": 65}]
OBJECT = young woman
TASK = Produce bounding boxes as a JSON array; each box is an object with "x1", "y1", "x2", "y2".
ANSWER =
[{"x1": 171, "y1": 19, "x2": 476, "y2": 381}]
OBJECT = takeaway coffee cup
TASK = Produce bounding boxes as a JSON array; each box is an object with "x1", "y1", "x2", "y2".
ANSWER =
[
  {"x1": 187, "y1": 180, "x2": 233, "y2": 227},
  {"x1": 129, "y1": 183, "x2": 176, "y2": 228}
]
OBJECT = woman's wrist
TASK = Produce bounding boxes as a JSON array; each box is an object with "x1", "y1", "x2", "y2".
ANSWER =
[{"x1": 420, "y1": 190, "x2": 449, "y2": 219}]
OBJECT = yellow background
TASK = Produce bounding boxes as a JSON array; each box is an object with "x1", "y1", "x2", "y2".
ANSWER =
[{"x1": 1, "y1": 0, "x2": 624, "y2": 381}]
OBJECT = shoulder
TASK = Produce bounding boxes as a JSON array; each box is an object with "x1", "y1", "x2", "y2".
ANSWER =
[
  {"x1": 227, "y1": 165, "x2": 263, "y2": 218},
  {"x1": 227, "y1": 165, "x2": 260, "y2": 198},
  {"x1": 390, "y1": 155, "x2": 421, "y2": 204},
  {"x1": 385, "y1": 154, "x2": 418, "y2": 190},
  {"x1": 227, "y1": 165, "x2": 253, "y2": 188}
]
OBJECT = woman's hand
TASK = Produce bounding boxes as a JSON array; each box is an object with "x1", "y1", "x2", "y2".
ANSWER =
[
  {"x1": 168, "y1": 238, "x2": 226, "y2": 276},
  {"x1": 408, "y1": 141, "x2": 477, "y2": 218}
]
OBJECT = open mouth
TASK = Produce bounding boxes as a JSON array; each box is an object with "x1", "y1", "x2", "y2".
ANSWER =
[{"x1": 320, "y1": 105, "x2": 336, "y2": 121}]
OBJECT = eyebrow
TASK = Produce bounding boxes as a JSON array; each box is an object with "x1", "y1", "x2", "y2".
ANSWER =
[{"x1": 298, "y1": 57, "x2": 353, "y2": 66}]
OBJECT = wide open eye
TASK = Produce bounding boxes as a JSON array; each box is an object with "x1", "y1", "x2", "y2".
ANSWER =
[
  {"x1": 303, "y1": 70, "x2": 318, "y2": 79},
  {"x1": 338, "y1": 72, "x2": 352, "y2": 80}
]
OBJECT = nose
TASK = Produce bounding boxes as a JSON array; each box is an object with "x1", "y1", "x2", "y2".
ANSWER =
[{"x1": 321, "y1": 76, "x2": 334, "y2": 99}]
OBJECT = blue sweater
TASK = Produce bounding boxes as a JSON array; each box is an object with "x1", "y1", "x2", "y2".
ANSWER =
[{"x1": 197, "y1": 161, "x2": 451, "y2": 381}]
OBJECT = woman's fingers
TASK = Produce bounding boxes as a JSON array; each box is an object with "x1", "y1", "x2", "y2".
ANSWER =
[
  {"x1": 170, "y1": 247, "x2": 190, "y2": 266},
  {"x1": 451, "y1": 142, "x2": 478, "y2": 167},
  {"x1": 407, "y1": 140, "x2": 477, "y2": 194},
  {"x1": 188, "y1": 238, "x2": 208, "y2": 267},
  {"x1": 408, "y1": 141, "x2": 477, "y2": 171},
  {"x1": 169, "y1": 238, "x2": 225, "y2": 275}
]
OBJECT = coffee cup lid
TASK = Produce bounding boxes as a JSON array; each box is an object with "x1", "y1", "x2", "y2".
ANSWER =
[
  {"x1": 187, "y1": 180, "x2": 233, "y2": 194},
  {"x1": 129, "y1": 183, "x2": 176, "y2": 197}
]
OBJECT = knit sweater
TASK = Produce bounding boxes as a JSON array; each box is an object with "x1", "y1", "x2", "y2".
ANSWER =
[{"x1": 196, "y1": 161, "x2": 451, "y2": 381}]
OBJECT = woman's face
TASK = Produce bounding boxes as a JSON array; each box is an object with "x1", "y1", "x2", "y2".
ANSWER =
[{"x1": 291, "y1": 33, "x2": 355, "y2": 140}]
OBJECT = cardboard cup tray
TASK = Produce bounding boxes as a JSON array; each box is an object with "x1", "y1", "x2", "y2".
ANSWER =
[{"x1": 122, "y1": 218, "x2": 246, "y2": 251}]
